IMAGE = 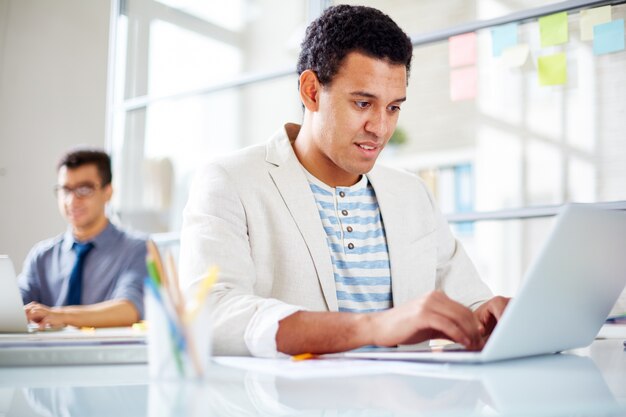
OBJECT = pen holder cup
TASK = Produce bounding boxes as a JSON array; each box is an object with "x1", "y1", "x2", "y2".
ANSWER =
[{"x1": 145, "y1": 288, "x2": 212, "y2": 380}]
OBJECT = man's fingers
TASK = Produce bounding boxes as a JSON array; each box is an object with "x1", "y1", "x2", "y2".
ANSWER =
[
  {"x1": 424, "y1": 292, "x2": 483, "y2": 346},
  {"x1": 425, "y1": 314, "x2": 473, "y2": 347},
  {"x1": 491, "y1": 296, "x2": 510, "y2": 320},
  {"x1": 425, "y1": 314, "x2": 484, "y2": 350}
]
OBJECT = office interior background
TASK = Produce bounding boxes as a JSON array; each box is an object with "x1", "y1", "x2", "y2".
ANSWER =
[{"x1": 0, "y1": 0, "x2": 624, "y2": 301}]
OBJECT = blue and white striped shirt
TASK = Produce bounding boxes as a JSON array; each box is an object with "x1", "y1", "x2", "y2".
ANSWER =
[{"x1": 305, "y1": 171, "x2": 392, "y2": 313}]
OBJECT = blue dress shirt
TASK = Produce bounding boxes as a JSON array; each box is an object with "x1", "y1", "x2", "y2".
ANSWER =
[{"x1": 18, "y1": 222, "x2": 148, "y2": 318}]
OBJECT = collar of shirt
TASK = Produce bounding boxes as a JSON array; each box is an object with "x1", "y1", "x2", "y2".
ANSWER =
[
  {"x1": 300, "y1": 165, "x2": 370, "y2": 195},
  {"x1": 60, "y1": 221, "x2": 121, "y2": 253}
]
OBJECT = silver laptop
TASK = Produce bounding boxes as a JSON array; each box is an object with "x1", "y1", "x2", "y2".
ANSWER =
[
  {"x1": 0, "y1": 255, "x2": 32, "y2": 333},
  {"x1": 325, "y1": 204, "x2": 626, "y2": 363},
  {"x1": 0, "y1": 255, "x2": 146, "y2": 365}
]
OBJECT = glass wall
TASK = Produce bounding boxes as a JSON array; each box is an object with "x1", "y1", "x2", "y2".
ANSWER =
[{"x1": 110, "y1": 0, "x2": 306, "y2": 233}]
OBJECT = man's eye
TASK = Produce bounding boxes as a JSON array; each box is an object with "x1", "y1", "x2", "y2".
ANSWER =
[
  {"x1": 388, "y1": 105, "x2": 401, "y2": 112},
  {"x1": 355, "y1": 101, "x2": 370, "y2": 109},
  {"x1": 75, "y1": 186, "x2": 95, "y2": 196}
]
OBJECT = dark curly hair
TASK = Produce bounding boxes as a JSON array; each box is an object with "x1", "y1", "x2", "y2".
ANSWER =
[
  {"x1": 297, "y1": 5, "x2": 413, "y2": 86},
  {"x1": 57, "y1": 147, "x2": 112, "y2": 186}
]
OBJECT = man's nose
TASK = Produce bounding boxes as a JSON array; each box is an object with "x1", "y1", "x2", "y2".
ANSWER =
[
  {"x1": 62, "y1": 191, "x2": 77, "y2": 205},
  {"x1": 365, "y1": 110, "x2": 390, "y2": 138}
]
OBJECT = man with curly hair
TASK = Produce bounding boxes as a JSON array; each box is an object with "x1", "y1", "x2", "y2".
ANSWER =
[{"x1": 180, "y1": 5, "x2": 508, "y2": 356}]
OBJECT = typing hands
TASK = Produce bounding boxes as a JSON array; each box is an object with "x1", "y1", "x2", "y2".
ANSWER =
[
  {"x1": 24, "y1": 302, "x2": 67, "y2": 330},
  {"x1": 369, "y1": 291, "x2": 510, "y2": 350}
]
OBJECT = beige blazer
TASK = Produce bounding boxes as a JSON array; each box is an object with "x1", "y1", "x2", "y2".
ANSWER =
[{"x1": 180, "y1": 124, "x2": 492, "y2": 355}]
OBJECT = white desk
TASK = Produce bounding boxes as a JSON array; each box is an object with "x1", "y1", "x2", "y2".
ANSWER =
[{"x1": 1, "y1": 339, "x2": 625, "y2": 417}]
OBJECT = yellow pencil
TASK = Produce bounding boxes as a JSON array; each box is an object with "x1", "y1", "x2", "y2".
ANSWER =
[
  {"x1": 291, "y1": 353, "x2": 318, "y2": 361},
  {"x1": 185, "y1": 266, "x2": 218, "y2": 323}
]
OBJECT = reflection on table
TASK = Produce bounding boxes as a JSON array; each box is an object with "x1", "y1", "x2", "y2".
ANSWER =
[{"x1": 1, "y1": 340, "x2": 625, "y2": 417}]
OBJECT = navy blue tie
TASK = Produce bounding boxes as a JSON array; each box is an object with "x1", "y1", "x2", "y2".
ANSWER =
[{"x1": 64, "y1": 242, "x2": 94, "y2": 306}]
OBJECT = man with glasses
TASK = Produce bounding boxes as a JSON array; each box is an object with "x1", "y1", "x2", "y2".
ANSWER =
[{"x1": 18, "y1": 148, "x2": 147, "y2": 329}]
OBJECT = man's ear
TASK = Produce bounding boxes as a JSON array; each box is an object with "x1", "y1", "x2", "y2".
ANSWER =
[
  {"x1": 299, "y1": 69, "x2": 321, "y2": 112},
  {"x1": 103, "y1": 183, "x2": 113, "y2": 202}
]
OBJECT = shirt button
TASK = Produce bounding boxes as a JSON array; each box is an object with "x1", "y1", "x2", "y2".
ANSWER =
[
  {"x1": 348, "y1": 243, "x2": 354, "y2": 250},
  {"x1": 346, "y1": 226, "x2": 353, "y2": 233},
  {"x1": 341, "y1": 209, "x2": 348, "y2": 216},
  {"x1": 339, "y1": 191, "x2": 346, "y2": 198}
]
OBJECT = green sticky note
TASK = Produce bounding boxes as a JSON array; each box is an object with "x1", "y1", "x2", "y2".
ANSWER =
[
  {"x1": 538, "y1": 53, "x2": 567, "y2": 86},
  {"x1": 539, "y1": 12, "x2": 569, "y2": 47}
]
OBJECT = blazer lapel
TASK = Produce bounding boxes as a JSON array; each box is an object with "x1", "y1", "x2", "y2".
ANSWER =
[
  {"x1": 368, "y1": 167, "x2": 436, "y2": 307},
  {"x1": 266, "y1": 129, "x2": 338, "y2": 311}
]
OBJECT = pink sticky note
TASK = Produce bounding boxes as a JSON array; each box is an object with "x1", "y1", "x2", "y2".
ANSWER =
[
  {"x1": 449, "y1": 33, "x2": 477, "y2": 68},
  {"x1": 450, "y1": 67, "x2": 477, "y2": 101}
]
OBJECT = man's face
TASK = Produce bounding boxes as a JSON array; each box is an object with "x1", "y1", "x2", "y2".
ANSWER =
[
  {"x1": 308, "y1": 52, "x2": 407, "y2": 186},
  {"x1": 56, "y1": 164, "x2": 111, "y2": 231}
]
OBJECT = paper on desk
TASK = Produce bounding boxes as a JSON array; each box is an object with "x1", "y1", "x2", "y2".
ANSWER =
[
  {"x1": 596, "y1": 323, "x2": 626, "y2": 339},
  {"x1": 0, "y1": 326, "x2": 146, "y2": 347},
  {"x1": 213, "y1": 356, "x2": 448, "y2": 380}
]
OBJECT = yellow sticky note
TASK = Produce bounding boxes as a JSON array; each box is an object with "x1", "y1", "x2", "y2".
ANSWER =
[
  {"x1": 539, "y1": 12, "x2": 569, "y2": 47},
  {"x1": 580, "y1": 6, "x2": 612, "y2": 41},
  {"x1": 538, "y1": 53, "x2": 567, "y2": 86},
  {"x1": 501, "y1": 44, "x2": 530, "y2": 68}
]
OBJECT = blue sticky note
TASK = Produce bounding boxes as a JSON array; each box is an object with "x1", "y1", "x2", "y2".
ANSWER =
[
  {"x1": 491, "y1": 23, "x2": 518, "y2": 57},
  {"x1": 593, "y1": 19, "x2": 625, "y2": 55}
]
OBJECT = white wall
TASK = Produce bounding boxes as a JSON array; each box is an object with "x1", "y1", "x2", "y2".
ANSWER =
[{"x1": 0, "y1": 0, "x2": 111, "y2": 270}]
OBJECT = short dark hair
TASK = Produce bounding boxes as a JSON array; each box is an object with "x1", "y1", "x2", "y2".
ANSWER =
[
  {"x1": 57, "y1": 148, "x2": 112, "y2": 186},
  {"x1": 297, "y1": 5, "x2": 413, "y2": 86}
]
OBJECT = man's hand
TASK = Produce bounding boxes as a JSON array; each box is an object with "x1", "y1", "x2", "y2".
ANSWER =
[
  {"x1": 24, "y1": 302, "x2": 67, "y2": 330},
  {"x1": 369, "y1": 291, "x2": 486, "y2": 350},
  {"x1": 277, "y1": 290, "x2": 490, "y2": 355},
  {"x1": 473, "y1": 296, "x2": 510, "y2": 341}
]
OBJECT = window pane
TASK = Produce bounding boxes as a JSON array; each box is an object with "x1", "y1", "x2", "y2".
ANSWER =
[
  {"x1": 336, "y1": 0, "x2": 563, "y2": 35},
  {"x1": 113, "y1": 74, "x2": 301, "y2": 234},
  {"x1": 377, "y1": 4, "x2": 626, "y2": 212},
  {"x1": 457, "y1": 216, "x2": 555, "y2": 296},
  {"x1": 155, "y1": 0, "x2": 245, "y2": 31},
  {"x1": 114, "y1": 92, "x2": 240, "y2": 233},
  {"x1": 148, "y1": 20, "x2": 241, "y2": 97},
  {"x1": 121, "y1": 0, "x2": 307, "y2": 99}
]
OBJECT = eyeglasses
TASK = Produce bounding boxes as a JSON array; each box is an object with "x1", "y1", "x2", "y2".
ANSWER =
[{"x1": 54, "y1": 183, "x2": 101, "y2": 199}]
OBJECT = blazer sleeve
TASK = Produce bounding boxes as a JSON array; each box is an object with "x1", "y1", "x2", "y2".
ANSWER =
[
  {"x1": 179, "y1": 162, "x2": 296, "y2": 356},
  {"x1": 421, "y1": 181, "x2": 493, "y2": 309}
]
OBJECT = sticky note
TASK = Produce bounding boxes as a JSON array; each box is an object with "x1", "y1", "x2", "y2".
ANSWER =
[
  {"x1": 580, "y1": 6, "x2": 612, "y2": 41},
  {"x1": 539, "y1": 12, "x2": 569, "y2": 47},
  {"x1": 449, "y1": 33, "x2": 477, "y2": 68},
  {"x1": 538, "y1": 53, "x2": 567, "y2": 86},
  {"x1": 450, "y1": 66, "x2": 477, "y2": 101},
  {"x1": 502, "y1": 44, "x2": 530, "y2": 68},
  {"x1": 491, "y1": 23, "x2": 518, "y2": 57},
  {"x1": 593, "y1": 19, "x2": 625, "y2": 55}
]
